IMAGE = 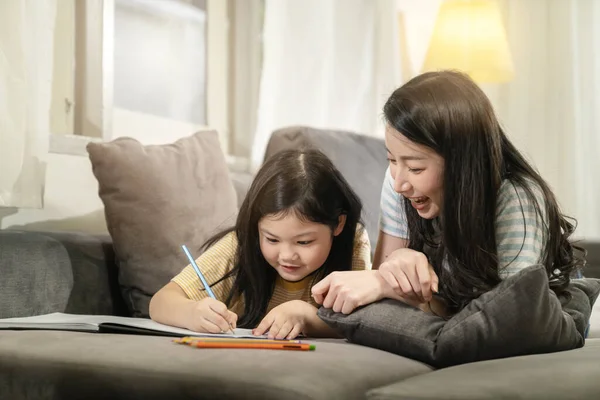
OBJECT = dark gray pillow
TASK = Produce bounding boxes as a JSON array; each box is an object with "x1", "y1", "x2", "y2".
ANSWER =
[{"x1": 318, "y1": 265, "x2": 600, "y2": 368}]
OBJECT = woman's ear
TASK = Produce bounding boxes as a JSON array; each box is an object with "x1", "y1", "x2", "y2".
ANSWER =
[{"x1": 333, "y1": 214, "x2": 347, "y2": 236}]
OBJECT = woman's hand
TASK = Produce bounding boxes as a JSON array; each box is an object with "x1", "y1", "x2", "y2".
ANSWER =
[
  {"x1": 252, "y1": 300, "x2": 317, "y2": 339},
  {"x1": 184, "y1": 297, "x2": 238, "y2": 333},
  {"x1": 311, "y1": 270, "x2": 389, "y2": 314},
  {"x1": 379, "y1": 248, "x2": 439, "y2": 303}
]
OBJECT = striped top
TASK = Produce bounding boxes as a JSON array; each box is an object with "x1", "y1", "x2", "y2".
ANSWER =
[
  {"x1": 379, "y1": 167, "x2": 546, "y2": 278},
  {"x1": 172, "y1": 228, "x2": 372, "y2": 316}
]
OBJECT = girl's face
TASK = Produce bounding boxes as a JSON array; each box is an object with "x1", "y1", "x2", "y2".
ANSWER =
[
  {"x1": 258, "y1": 212, "x2": 345, "y2": 281},
  {"x1": 385, "y1": 125, "x2": 445, "y2": 219}
]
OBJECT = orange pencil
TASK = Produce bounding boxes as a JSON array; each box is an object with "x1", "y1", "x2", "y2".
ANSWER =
[
  {"x1": 183, "y1": 342, "x2": 315, "y2": 351},
  {"x1": 175, "y1": 337, "x2": 302, "y2": 344}
]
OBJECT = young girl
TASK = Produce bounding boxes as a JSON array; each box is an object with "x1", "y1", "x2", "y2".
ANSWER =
[
  {"x1": 312, "y1": 70, "x2": 584, "y2": 316},
  {"x1": 150, "y1": 148, "x2": 371, "y2": 339}
]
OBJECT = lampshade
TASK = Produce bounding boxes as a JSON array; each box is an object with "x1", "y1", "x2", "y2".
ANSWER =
[{"x1": 422, "y1": 0, "x2": 514, "y2": 83}]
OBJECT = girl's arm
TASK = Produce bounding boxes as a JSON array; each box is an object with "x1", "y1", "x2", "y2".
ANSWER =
[
  {"x1": 303, "y1": 306, "x2": 343, "y2": 338},
  {"x1": 150, "y1": 281, "x2": 237, "y2": 333},
  {"x1": 149, "y1": 282, "x2": 200, "y2": 328},
  {"x1": 252, "y1": 300, "x2": 343, "y2": 339},
  {"x1": 150, "y1": 232, "x2": 239, "y2": 332}
]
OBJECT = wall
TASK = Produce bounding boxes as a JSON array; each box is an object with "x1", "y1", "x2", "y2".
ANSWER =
[
  {"x1": 397, "y1": 0, "x2": 598, "y2": 241},
  {"x1": 0, "y1": 0, "x2": 229, "y2": 234},
  {"x1": 0, "y1": 107, "x2": 210, "y2": 233}
]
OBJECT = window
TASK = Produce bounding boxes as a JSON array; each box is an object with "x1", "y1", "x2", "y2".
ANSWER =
[
  {"x1": 49, "y1": 0, "x2": 228, "y2": 156},
  {"x1": 114, "y1": 0, "x2": 207, "y2": 125}
]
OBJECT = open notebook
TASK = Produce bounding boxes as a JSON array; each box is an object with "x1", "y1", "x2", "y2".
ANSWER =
[{"x1": 0, "y1": 312, "x2": 265, "y2": 338}]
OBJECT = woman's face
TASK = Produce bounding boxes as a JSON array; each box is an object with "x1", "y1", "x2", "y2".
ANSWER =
[{"x1": 385, "y1": 125, "x2": 445, "y2": 219}]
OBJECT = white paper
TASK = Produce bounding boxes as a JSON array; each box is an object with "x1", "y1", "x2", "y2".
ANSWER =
[{"x1": 0, "y1": 312, "x2": 265, "y2": 338}]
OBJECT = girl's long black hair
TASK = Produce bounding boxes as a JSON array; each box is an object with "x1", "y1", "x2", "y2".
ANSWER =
[{"x1": 204, "y1": 148, "x2": 363, "y2": 327}]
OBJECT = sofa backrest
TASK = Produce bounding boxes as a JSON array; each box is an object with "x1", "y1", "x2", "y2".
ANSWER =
[{"x1": 264, "y1": 126, "x2": 388, "y2": 256}]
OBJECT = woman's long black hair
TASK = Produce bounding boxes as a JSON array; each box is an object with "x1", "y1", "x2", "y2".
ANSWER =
[{"x1": 383, "y1": 70, "x2": 585, "y2": 311}]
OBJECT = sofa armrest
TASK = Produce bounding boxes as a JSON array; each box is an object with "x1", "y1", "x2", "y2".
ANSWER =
[
  {"x1": 0, "y1": 230, "x2": 128, "y2": 318},
  {"x1": 583, "y1": 241, "x2": 600, "y2": 278}
]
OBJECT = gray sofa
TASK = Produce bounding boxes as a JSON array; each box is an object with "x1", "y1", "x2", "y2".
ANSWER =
[{"x1": 1, "y1": 127, "x2": 599, "y2": 400}]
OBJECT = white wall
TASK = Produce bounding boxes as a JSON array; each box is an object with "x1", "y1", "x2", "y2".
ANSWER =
[
  {"x1": 1, "y1": 0, "x2": 228, "y2": 234},
  {"x1": 0, "y1": 107, "x2": 212, "y2": 233}
]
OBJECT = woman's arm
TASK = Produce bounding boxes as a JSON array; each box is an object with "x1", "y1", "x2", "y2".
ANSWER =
[{"x1": 373, "y1": 230, "x2": 409, "y2": 269}]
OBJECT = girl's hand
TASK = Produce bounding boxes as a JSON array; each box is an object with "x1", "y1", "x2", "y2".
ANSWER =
[
  {"x1": 185, "y1": 297, "x2": 238, "y2": 333},
  {"x1": 311, "y1": 270, "x2": 389, "y2": 314},
  {"x1": 252, "y1": 300, "x2": 316, "y2": 339},
  {"x1": 379, "y1": 248, "x2": 439, "y2": 303}
]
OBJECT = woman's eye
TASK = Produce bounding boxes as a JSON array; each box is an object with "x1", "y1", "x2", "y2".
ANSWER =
[
  {"x1": 266, "y1": 238, "x2": 278, "y2": 243},
  {"x1": 408, "y1": 168, "x2": 423, "y2": 173},
  {"x1": 387, "y1": 158, "x2": 397, "y2": 164},
  {"x1": 297, "y1": 241, "x2": 313, "y2": 246}
]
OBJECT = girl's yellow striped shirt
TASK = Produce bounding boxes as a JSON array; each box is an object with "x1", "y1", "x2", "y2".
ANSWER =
[{"x1": 172, "y1": 228, "x2": 371, "y2": 315}]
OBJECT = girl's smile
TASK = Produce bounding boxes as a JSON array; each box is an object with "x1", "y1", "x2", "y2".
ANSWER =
[{"x1": 258, "y1": 212, "x2": 345, "y2": 282}]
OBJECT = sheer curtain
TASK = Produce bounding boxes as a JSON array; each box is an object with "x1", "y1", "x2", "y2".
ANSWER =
[
  {"x1": 399, "y1": 0, "x2": 599, "y2": 240},
  {"x1": 251, "y1": 0, "x2": 402, "y2": 170},
  {"x1": 483, "y1": 0, "x2": 600, "y2": 240},
  {"x1": 0, "y1": 0, "x2": 54, "y2": 208}
]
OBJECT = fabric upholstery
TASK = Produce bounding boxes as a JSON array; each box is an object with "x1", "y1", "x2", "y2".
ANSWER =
[
  {"x1": 366, "y1": 339, "x2": 600, "y2": 400},
  {"x1": 319, "y1": 265, "x2": 600, "y2": 368},
  {"x1": 87, "y1": 131, "x2": 237, "y2": 317},
  {"x1": 0, "y1": 331, "x2": 432, "y2": 400},
  {"x1": 0, "y1": 230, "x2": 126, "y2": 319}
]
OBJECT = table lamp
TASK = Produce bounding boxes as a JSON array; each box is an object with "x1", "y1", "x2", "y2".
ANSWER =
[{"x1": 422, "y1": 0, "x2": 514, "y2": 83}]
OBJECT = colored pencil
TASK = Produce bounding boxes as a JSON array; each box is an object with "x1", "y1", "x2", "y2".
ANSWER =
[
  {"x1": 182, "y1": 342, "x2": 315, "y2": 351},
  {"x1": 181, "y1": 244, "x2": 234, "y2": 333},
  {"x1": 174, "y1": 337, "x2": 302, "y2": 344}
]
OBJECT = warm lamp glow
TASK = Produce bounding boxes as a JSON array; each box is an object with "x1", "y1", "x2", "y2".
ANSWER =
[{"x1": 422, "y1": 0, "x2": 514, "y2": 83}]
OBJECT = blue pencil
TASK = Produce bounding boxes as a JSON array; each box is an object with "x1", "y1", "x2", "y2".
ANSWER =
[
  {"x1": 181, "y1": 244, "x2": 217, "y2": 299},
  {"x1": 181, "y1": 244, "x2": 235, "y2": 334}
]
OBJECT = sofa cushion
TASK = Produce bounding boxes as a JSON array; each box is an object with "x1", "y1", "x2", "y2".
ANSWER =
[
  {"x1": 0, "y1": 230, "x2": 126, "y2": 319},
  {"x1": 0, "y1": 231, "x2": 73, "y2": 319},
  {"x1": 87, "y1": 131, "x2": 237, "y2": 317},
  {"x1": 366, "y1": 339, "x2": 600, "y2": 400},
  {"x1": 0, "y1": 331, "x2": 432, "y2": 400},
  {"x1": 265, "y1": 126, "x2": 387, "y2": 255},
  {"x1": 319, "y1": 265, "x2": 600, "y2": 368},
  {"x1": 590, "y1": 296, "x2": 600, "y2": 338}
]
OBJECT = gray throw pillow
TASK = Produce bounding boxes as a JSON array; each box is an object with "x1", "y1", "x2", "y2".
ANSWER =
[{"x1": 318, "y1": 265, "x2": 600, "y2": 368}]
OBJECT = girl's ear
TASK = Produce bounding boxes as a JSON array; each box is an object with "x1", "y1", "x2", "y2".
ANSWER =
[{"x1": 333, "y1": 214, "x2": 347, "y2": 236}]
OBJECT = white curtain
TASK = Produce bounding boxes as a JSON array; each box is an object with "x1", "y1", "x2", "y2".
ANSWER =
[
  {"x1": 483, "y1": 0, "x2": 600, "y2": 240},
  {"x1": 0, "y1": 0, "x2": 54, "y2": 208},
  {"x1": 251, "y1": 0, "x2": 402, "y2": 170},
  {"x1": 398, "y1": 0, "x2": 599, "y2": 240}
]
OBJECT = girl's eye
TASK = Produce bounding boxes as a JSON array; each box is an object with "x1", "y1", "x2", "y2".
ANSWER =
[
  {"x1": 387, "y1": 158, "x2": 397, "y2": 164},
  {"x1": 297, "y1": 240, "x2": 314, "y2": 246},
  {"x1": 408, "y1": 168, "x2": 423, "y2": 174},
  {"x1": 266, "y1": 238, "x2": 279, "y2": 243}
]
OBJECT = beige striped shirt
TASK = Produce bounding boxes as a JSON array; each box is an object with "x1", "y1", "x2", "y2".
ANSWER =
[{"x1": 172, "y1": 228, "x2": 371, "y2": 315}]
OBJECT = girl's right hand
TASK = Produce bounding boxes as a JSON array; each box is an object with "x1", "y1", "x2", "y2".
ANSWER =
[
  {"x1": 185, "y1": 297, "x2": 238, "y2": 333},
  {"x1": 379, "y1": 248, "x2": 439, "y2": 304}
]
